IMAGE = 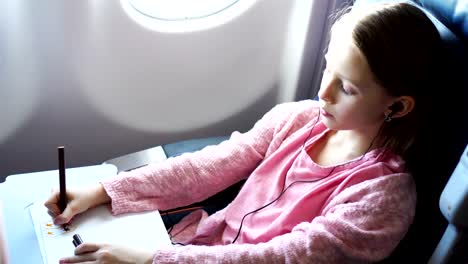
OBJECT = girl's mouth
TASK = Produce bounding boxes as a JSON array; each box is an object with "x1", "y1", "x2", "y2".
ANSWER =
[{"x1": 321, "y1": 108, "x2": 333, "y2": 118}]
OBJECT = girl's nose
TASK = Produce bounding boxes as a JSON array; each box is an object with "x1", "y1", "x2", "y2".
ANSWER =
[{"x1": 318, "y1": 75, "x2": 335, "y2": 104}]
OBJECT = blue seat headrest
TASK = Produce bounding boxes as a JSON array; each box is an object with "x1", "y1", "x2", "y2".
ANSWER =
[
  {"x1": 418, "y1": 0, "x2": 468, "y2": 43},
  {"x1": 352, "y1": 0, "x2": 468, "y2": 45}
]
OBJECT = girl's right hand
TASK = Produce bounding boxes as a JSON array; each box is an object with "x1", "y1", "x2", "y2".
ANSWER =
[{"x1": 44, "y1": 183, "x2": 111, "y2": 225}]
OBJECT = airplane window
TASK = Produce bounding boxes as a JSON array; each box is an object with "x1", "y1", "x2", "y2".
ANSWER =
[
  {"x1": 121, "y1": 0, "x2": 256, "y2": 32},
  {"x1": 127, "y1": 0, "x2": 240, "y2": 21}
]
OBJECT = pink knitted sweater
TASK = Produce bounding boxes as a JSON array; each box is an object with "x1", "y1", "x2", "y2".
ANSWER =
[{"x1": 102, "y1": 100, "x2": 416, "y2": 263}]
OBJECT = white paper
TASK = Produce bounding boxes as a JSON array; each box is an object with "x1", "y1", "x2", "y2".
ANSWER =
[{"x1": 30, "y1": 201, "x2": 171, "y2": 264}]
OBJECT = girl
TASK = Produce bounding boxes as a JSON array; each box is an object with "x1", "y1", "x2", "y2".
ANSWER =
[{"x1": 47, "y1": 2, "x2": 442, "y2": 263}]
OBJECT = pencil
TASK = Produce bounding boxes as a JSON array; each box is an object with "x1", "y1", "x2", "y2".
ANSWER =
[{"x1": 58, "y1": 146, "x2": 69, "y2": 231}]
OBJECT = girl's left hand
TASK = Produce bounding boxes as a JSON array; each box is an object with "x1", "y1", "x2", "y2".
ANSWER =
[{"x1": 59, "y1": 242, "x2": 154, "y2": 264}]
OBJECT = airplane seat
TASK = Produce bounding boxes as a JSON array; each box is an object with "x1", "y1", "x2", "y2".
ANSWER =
[
  {"x1": 104, "y1": 0, "x2": 468, "y2": 261},
  {"x1": 351, "y1": 0, "x2": 468, "y2": 263}
]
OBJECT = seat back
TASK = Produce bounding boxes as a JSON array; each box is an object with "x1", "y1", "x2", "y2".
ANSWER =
[{"x1": 352, "y1": 0, "x2": 468, "y2": 262}]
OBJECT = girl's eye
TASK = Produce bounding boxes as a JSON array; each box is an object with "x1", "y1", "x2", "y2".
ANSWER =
[{"x1": 339, "y1": 84, "x2": 353, "y2": 95}]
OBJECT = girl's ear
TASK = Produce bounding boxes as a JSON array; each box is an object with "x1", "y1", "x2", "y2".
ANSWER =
[{"x1": 385, "y1": 96, "x2": 415, "y2": 119}]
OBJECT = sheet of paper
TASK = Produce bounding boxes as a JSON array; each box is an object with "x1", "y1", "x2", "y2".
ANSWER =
[{"x1": 30, "y1": 201, "x2": 171, "y2": 264}]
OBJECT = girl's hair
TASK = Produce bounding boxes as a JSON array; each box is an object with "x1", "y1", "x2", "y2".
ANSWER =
[{"x1": 333, "y1": 3, "x2": 442, "y2": 157}]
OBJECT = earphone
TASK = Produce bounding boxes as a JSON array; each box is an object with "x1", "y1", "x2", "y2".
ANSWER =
[
  {"x1": 384, "y1": 101, "x2": 403, "y2": 122},
  {"x1": 388, "y1": 101, "x2": 403, "y2": 118},
  {"x1": 231, "y1": 108, "x2": 382, "y2": 244}
]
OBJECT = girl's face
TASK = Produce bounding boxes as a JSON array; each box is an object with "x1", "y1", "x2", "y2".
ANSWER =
[{"x1": 318, "y1": 24, "x2": 394, "y2": 135}]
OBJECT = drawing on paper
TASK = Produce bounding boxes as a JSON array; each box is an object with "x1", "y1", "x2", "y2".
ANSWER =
[{"x1": 41, "y1": 221, "x2": 77, "y2": 237}]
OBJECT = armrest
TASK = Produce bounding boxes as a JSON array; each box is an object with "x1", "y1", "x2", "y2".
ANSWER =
[
  {"x1": 103, "y1": 136, "x2": 229, "y2": 173},
  {"x1": 429, "y1": 144, "x2": 468, "y2": 264},
  {"x1": 103, "y1": 146, "x2": 167, "y2": 173}
]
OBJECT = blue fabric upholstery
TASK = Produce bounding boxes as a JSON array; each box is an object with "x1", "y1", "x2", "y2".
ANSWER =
[
  {"x1": 162, "y1": 136, "x2": 229, "y2": 158},
  {"x1": 418, "y1": 0, "x2": 468, "y2": 41},
  {"x1": 430, "y1": 145, "x2": 468, "y2": 263},
  {"x1": 353, "y1": 0, "x2": 468, "y2": 43}
]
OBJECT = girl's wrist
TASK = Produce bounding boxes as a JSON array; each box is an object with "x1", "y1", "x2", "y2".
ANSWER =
[
  {"x1": 92, "y1": 183, "x2": 111, "y2": 207},
  {"x1": 144, "y1": 252, "x2": 155, "y2": 264}
]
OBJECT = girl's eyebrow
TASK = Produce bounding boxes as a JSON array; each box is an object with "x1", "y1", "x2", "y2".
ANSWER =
[
  {"x1": 335, "y1": 72, "x2": 361, "y2": 88},
  {"x1": 324, "y1": 57, "x2": 362, "y2": 89}
]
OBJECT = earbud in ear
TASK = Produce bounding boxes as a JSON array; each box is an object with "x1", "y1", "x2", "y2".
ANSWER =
[
  {"x1": 388, "y1": 101, "x2": 403, "y2": 117},
  {"x1": 384, "y1": 101, "x2": 403, "y2": 122}
]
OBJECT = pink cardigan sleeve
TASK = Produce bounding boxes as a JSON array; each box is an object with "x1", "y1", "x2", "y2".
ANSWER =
[
  {"x1": 101, "y1": 101, "x2": 317, "y2": 214},
  {"x1": 153, "y1": 173, "x2": 416, "y2": 263}
]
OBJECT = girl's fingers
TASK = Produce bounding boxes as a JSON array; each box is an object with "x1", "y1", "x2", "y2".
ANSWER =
[
  {"x1": 75, "y1": 242, "x2": 101, "y2": 255},
  {"x1": 54, "y1": 202, "x2": 78, "y2": 225},
  {"x1": 44, "y1": 190, "x2": 60, "y2": 212},
  {"x1": 59, "y1": 254, "x2": 96, "y2": 264},
  {"x1": 59, "y1": 243, "x2": 101, "y2": 263},
  {"x1": 46, "y1": 208, "x2": 60, "y2": 218}
]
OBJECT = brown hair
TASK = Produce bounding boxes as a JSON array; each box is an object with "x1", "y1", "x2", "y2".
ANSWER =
[{"x1": 335, "y1": 3, "x2": 442, "y2": 156}]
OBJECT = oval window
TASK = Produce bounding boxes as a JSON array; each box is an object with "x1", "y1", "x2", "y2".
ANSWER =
[
  {"x1": 128, "y1": 0, "x2": 241, "y2": 21},
  {"x1": 122, "y1": 0, "x2": 254, "y2": 32}
]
